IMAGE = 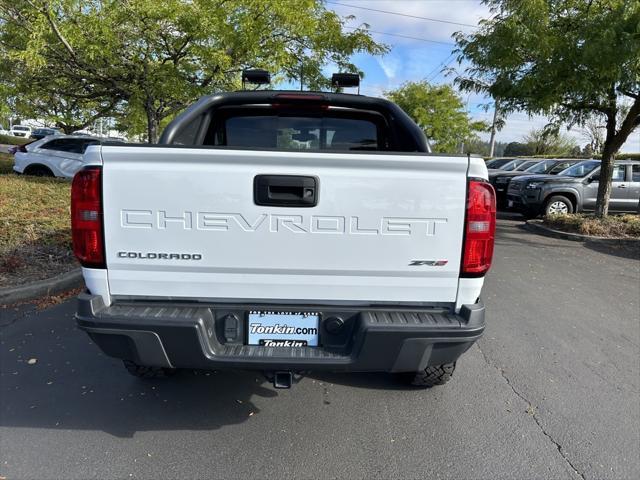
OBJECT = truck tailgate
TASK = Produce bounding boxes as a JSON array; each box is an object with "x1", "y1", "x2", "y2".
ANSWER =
[{"x1": 101, "y1": 146, "x2": 468, "y2": 304}]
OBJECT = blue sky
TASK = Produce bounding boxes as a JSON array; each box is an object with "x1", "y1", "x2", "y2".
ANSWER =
[{"x1": 321, "y1": 0, "x2": 640, "y2": 153}]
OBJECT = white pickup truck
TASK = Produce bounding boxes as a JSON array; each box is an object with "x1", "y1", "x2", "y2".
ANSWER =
[{"x1": 73, "y1": 89, "x2": 495, "y2": 388}]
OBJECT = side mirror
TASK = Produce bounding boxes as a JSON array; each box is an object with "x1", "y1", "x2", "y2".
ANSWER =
[{"x1": 588, "y1": 175, "x2": 599, "y2": 183}]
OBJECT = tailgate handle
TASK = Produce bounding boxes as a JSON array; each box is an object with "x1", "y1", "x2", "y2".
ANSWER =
[{"x1": 254, "y1": 175, "x2": 318, "y2": 207}]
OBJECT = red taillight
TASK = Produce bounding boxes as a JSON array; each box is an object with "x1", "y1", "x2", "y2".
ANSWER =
[
  {"x1": 461, "y1": 180, "x2": 496, "y2": 277},
  {"x1": 71, "y1": 166, "x2": 105, "y2": 268}
]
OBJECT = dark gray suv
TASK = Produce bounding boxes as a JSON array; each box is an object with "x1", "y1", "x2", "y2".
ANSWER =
[{"x1": 507, "y1": 160, "x2": 640, "y2": 217}]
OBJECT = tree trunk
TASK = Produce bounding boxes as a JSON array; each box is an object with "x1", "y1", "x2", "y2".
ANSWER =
[
  {"x1": 594, "y1": 96, "x2": 640, "y2": 216},
  {"x1": 145, "y1": 101, "x2": 159, "y2": 144},
  {"x1": 489, "y1": 102, "x2": 498, "y2": 157},
  {"x1": 595, "y1": 106, "x2": 618, "y2": 218},
  {"x1": 594, "y1": 146, "x2": 615, "y2": 217}
]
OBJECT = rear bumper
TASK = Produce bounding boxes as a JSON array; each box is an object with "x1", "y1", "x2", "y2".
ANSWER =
[{"x1": 75, "y1": 293, "x2": 485, "y2": 373}]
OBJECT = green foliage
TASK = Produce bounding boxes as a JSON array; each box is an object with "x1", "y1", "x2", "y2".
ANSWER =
[
  {"x1": 385, "y1": 81, "x2": 488, "y2": 153},
  {"x1": 504, "y1": 141, "x2": 533, "y2": 157},
  {"x1": 455, "y1": 0, "x2": 640, "y2": 215},
  {"x1": 618, "y1": 153, "x2": 640, "y2": 160},
  {"x1": 455, "y1": 0, "x2": 639, "y2": 126},
  {"x1": 463, "y1": 138, "x2": 509, "y2": 156},
  {"x1": 0, "y1": 0, "x2": 386, "y2": 141}
]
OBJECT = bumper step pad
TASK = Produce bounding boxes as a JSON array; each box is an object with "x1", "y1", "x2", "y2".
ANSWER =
[{"x1": 76, "y1": 294, "x2": 484, "y2": 372}]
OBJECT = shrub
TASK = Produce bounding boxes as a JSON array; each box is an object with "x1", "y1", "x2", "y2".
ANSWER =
[{"x1": 543, "y1": 213, "x2": 640, "y2": 238}]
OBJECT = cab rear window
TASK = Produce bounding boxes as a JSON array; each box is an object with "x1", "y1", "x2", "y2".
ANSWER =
[{"x1": 207, "y1": 113, "x2": 384, "y2": 151}]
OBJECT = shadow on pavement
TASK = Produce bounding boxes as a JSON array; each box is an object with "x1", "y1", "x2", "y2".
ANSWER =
[
  {"x1": 583, "y1": 241, "x2": 640, "y2": 260},
  {"x1": 496, "y1": 210, "x2": 525, "y2": 221},
  {"x1": 503, "y1": 219, "x2": 640, "y2": 260},
  {"x1": 0, "y1": 304, "x2": 278, "y2": 438},
  {"x1": 307, "y1": 371, "x2": 419, "y2": 391}
]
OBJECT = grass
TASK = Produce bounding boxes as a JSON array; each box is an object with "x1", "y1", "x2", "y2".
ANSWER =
[
  {"x1": 543, "y1": 213, "x2": 640, "y2": 238},
  {"x1": 0, "y1": 134, "x2": 33, "y2": 145},
  {"x1": 0, "y1": 152, "x2": 71, "y2": 252},
  {"x1": 0, "y1": 152, "x2": 74, "y2": 286},
  {"x1": 0, "y1": 152, "x2": 12, "y2": 174}
]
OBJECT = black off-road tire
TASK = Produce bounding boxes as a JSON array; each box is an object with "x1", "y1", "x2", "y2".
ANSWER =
[
  {"x1": 400, "y1": 362, "x2": 456, "y2": 387},
  {"x1": 544, "y1": 195, "x2": 574, "y2": 216},
  {"x1": 123, "y1": 360, "x2": 177, "y2": 379}
]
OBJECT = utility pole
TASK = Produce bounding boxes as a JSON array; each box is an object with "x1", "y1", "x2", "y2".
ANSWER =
[{"x1": 489, "y1": 101, "x2": 499, "y2": 158}]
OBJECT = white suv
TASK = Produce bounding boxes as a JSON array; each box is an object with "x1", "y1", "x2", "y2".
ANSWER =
[
  {"x1": 13, "y1": 135, "x2": 101, "y2": 177},
  {"x1": 9, "y1": 125, "x2": 32, "y2": 137}
]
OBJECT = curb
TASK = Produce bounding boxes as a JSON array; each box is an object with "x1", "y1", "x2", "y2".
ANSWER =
[
  {"x1": 524, "y1": 220, "x2": 640, "y2": 246},
  {"x1": 0, "y1": 268, "x2": 83, "y2": 306}
]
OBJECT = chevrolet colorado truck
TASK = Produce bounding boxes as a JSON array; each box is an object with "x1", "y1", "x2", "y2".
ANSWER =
[{"x1": 73, "y1": 89, "x2": 495, "y2": 388}]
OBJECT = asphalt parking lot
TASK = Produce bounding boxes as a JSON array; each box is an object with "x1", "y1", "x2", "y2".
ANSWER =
[{"x1": 1, "y1": 217, "x2": 638, "y2": 480}]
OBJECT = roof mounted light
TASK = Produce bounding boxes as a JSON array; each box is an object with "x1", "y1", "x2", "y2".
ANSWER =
[
  {"x1": 331, "y1": 73, "x2": 360, "y2": 93},
  {"x1": 242, "y1": 69, "x2": 270, "y2": 89}
]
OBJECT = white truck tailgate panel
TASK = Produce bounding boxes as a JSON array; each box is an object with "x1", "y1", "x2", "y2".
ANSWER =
[{"x1": 101, "y1": 147, "x2": 468, "y2": 303}]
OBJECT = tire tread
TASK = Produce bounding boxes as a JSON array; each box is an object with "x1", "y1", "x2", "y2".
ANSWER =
[
  {"x1": 123, "y1": 360, "x2": 176, "y2": 379},
  {"x1": 403, "y1": 362, "x2": 456, "y2": 387}
]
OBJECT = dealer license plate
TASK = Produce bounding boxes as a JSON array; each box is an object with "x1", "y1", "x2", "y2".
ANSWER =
[{"x1": 247, "y1": 311, "x2": 320, "y2": 347}]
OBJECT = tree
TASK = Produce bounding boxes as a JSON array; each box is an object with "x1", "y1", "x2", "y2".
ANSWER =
[
  {"x1": 504, "y1": 141, "x2": 533, "y2": 157},
  {"x1": 580, "y1": 116, "x2": 606, "y2": 156},
  {"x1": 385, "y1": 81, "x2": 487, "y2": 153},
  {"x1": 9, "y1": 71, "x2": 117, "y2": 133},
  {"x1": 454, "y1": 0, "x2": 640, "y2": 216},
  {"x1": 523, "y1": 127, "x2": 578, "y2": 156},
  {"x1": 0, "y1": 0, "x2": 385, "y2": 142}
]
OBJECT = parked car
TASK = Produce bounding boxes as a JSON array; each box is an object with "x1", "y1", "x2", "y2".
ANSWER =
[
  {"x1": 507, "y1": 159, "x2": 640, "y2": 217},
  {"x1": 485, "y1": 158, "x2": 516, "y2": 169},
  {"x1": 489, "y1": 159, "x2": 540, "y2": 180},
  {"x1": 488, "y1": 158, "x2": 531, "y2": 174},
  {"x1": 9, "y1": 125, "x2": 32, "y2": 137},
  {"x1": 72, "y1": 85, "x2": 495, "y2": 389},
  {"x1": 491, "y1": 159, "x2": 581, "y2": 207},
  {"x1": 30, "y1": 127, "x2": 63, "y2": 140},
  {"x1": 13, "y1": 135, "x2": 101, "y2": 177}
]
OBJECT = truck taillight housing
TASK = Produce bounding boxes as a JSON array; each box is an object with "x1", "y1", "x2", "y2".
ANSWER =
[
  {"x1": 461, "y1": 179, "x2": 496, "y2": 277},
  {"x1": 71, "y1": 166, "x2": 105, "y2": 268}
]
